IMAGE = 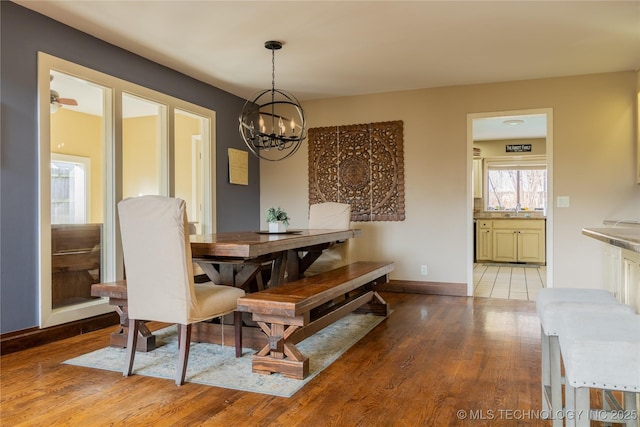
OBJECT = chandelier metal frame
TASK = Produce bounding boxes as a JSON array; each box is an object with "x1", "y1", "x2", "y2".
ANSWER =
[{"x1": 239, "y1": 41, "x2": 306, "y2": 161}]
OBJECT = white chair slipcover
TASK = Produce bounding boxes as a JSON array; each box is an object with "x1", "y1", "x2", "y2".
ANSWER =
[
  {"x1": 118, "y1": 195, "x2": 245, "y2": 385},
  {"x1": 305, "y1": 202, "x2": 351, "y2": 276}
]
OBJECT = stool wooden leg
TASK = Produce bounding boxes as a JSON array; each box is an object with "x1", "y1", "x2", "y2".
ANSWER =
[
  {"x1": 565, "y1": 383, "x2": 576, "y2": 427},
  {"x1": 574, "y1": 386, "x2": 590, "y2": 427},
  {"x1": 550, "y1": 335, "x2": 563, "y2": 425},
  {"x1": 541, "y1": 329, "x2": 551, "y2": 414},
  {"x1": 623, "y1": 392, "x2": 638, "y2": 427}
]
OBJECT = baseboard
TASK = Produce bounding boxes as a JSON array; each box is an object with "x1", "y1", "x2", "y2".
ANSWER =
[
  {"x1": 1, "y1": 312, "x2": 119, "y2": 355},
  {"x1": 376, "y1": 279, "x2": 467, "y2": 297}
]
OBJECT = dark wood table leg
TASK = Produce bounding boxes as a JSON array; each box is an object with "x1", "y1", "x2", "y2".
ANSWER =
[{"x1": 107, "y1": 298, "x2": 155, "y2": 352}]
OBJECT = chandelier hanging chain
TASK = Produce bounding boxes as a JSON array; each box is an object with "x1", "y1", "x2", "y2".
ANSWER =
[
  {"x1": 270, "y1": 45, "x2": 276, "y2": 133},
  {"x1": 271, "y1": 46, "x2": 276, "y2": 93}
]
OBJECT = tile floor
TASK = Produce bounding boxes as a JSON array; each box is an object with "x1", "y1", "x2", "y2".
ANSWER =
[{"x1": 473, "y1": 263, "x2": 546, "y2": 301}]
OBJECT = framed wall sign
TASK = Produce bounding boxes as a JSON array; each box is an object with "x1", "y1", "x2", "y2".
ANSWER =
[
  {"x1": 228, "y1": 148, "x2": 248, "y2": 185},
  {"x1": 506, "y1": 144, "x2": 532, "y2": 153}
]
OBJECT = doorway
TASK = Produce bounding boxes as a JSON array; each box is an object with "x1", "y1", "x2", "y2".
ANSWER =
[{"x1": 467, "y1": 109, "x2": 553, "y2": 298}]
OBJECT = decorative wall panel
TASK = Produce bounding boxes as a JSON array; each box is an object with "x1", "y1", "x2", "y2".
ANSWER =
[{"x1": 308, "y1": 120, "x2": 405, "y2": 221}]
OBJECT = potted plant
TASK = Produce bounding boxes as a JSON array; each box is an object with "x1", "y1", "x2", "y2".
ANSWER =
[{"x1": 266, "y1": 207, "x2": 290, "y2": 232}]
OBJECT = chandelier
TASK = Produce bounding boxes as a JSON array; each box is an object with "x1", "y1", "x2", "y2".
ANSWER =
[{"x1": 239, "y1": 41, "x2": 306, "y2": 161}]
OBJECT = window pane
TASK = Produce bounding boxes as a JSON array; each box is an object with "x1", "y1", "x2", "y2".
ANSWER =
[
  {"x1": 486, "y1": 168, "x2": 546, "y2": 211},
  {"x1": 519, "y1": 169, "x2": 547, "y2": 211},
  {"x1": 486, "y1": 169, "x2": 517, "y2": 210},
  {"x1": 51, "y1": 157, "x2": 88, "y2": 224}
]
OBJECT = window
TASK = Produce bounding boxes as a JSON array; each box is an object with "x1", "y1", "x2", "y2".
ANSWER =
[
  {"x1": 51, "y1": 154, "x2": 90, "y2": 224},
  {"x1": 485, "y1": 159, "x2": 547, "y2": 212}
]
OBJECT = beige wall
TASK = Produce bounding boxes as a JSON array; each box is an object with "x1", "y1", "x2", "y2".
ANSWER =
[
  {"x1": 174, "y1": 112, "x2": 202, "y2": 224},
  {"x1": 123, "y1": 116, "x2": 159, "y2": 198},
  {"x1": 260, "y1": 71, "x2": 640, "y2": 292}
]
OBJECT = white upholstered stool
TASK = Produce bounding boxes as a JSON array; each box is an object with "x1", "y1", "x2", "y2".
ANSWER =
[
  {"x1": 559, "y1": 311, "x2": 639, "y2": 427},
  {"x1": 536, "y1": 288, "x2": 634, "y2": 426}
]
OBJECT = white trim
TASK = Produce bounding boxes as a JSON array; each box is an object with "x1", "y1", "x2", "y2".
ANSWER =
[{"x1": 38, "y1": 53, "x2": 114, "y2": 327}]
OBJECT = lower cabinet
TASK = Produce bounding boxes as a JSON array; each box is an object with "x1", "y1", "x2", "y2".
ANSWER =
[
  {"x1": 622, "y1": 250, "x2": 640, "y2": 313},
  {"x1": 476, "y1": 219, "x2": 546, "y2": 264},
  {"x1": 604, "y1": 246, "x2": 640, "y2": 313},
  {"x1": 476, "y1": 220, "x2": 492, "y2": 261}
]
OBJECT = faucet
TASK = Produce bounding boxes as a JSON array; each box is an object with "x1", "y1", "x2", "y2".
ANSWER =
[{"x1": 514, "y1": 203, "x2": 521, "y2": 215}]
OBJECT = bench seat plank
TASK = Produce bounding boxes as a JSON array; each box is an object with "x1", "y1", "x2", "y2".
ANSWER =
[{"x1": 237, "y1": 261, "x2": 394, "y2": 317}]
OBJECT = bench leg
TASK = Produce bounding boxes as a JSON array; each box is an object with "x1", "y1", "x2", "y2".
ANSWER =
[{"x1": 252, "y1": 322, "x2": 309, "y2": 379}]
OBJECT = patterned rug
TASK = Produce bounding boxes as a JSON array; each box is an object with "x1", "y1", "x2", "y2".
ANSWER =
[{"x1": 64, "y1": 313, "x2": 386, "y2": 397}]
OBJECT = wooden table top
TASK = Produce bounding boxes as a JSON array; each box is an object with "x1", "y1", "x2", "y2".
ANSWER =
[{"x1": 190, "y1": 229, "x2": 361, "y2": 259}]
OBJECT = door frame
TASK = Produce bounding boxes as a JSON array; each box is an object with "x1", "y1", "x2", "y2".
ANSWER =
[{"x1": 466, "y1": 108, "x2": 554, "y2": 296}]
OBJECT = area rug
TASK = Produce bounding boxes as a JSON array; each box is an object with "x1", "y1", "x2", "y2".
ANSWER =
[{"x1": 64, "y1": 313, "x2": 386, "y2": 397}]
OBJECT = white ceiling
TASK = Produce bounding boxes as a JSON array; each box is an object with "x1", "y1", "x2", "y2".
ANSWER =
[{"x1": 22, "y1": 0, "x2": 640, "y2": 139}]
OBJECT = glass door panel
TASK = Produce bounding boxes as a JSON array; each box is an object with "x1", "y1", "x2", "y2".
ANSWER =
[{"x1": 49, "y1": 70, "x2": 105, "y2": 309}]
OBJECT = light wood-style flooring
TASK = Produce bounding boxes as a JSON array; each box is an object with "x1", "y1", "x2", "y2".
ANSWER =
[
  {"x1": 2, "y1": 293, "x2": 552, "y2": 426},
  {"x1": 474, "y1": 263, "x2": 547, "y2": 301}
]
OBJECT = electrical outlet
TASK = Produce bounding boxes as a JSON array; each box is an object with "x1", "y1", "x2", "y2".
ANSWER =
[{"x1": 421, "y1": 265, "x2": 428, "y2": 275}]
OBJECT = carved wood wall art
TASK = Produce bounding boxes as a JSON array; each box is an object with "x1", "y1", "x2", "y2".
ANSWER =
[{"x1": 308, "y1": 120, "x2": 405, "y2": 221}]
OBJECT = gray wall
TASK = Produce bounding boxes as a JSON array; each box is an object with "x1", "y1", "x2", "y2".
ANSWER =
[{"x1": 0, "y1": 2, "x2": 261, "y2": 333}]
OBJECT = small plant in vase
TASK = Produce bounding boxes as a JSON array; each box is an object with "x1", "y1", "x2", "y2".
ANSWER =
[{"x1": 266, "y1": 207, "x2": 290, "y2": 233}]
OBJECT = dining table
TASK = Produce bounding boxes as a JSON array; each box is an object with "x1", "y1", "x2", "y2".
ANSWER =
[
  {"x1": 190, "y1": 228, "x2": 361, "y2": 292},
  {"x1": 188, "y1": 228, "x2": 362, "y2": 348}
]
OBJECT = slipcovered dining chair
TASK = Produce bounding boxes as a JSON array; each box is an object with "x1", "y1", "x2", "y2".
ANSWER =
[
  {"x1": 304, "y1": 202, "x2": 351, "y2": 276},
  {"x1": 118, "y1": 195, "x2": 246, "y2": 386}
]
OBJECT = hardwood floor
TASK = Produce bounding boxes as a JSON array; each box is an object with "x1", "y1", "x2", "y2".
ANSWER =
[{"x1": 1, "y1": 292, "x2": 553, "y2": 426}]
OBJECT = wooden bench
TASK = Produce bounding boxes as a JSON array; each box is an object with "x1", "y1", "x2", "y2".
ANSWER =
[
  {"x1": 236, "y1": 261, "x2": 394, "y2": 379},
  {"x1": 52, "y1": 223, "x2": 102, "y2": 308}
]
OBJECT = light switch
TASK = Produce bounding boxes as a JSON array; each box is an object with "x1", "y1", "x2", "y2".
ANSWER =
[{"x1": 557, "y1": 196, "x2": 570, "y2": 208}]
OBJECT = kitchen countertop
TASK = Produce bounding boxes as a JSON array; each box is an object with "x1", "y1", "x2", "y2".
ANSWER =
[
  {"x1": 474, "y1": 213, "x2": 546, "y2": 220},
  {"x1": 581, "y1": 227, "x2": 640, "y2": 253}
]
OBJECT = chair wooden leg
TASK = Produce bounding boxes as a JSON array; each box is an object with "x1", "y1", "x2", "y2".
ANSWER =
[
  {"x1": 176, "y1": 324, "x2": 192, "y2": 386},
  {"x1": 124, "y1": 318, "x2": 139, "y2": 377},
  {"x1": 234, "y1": 311, "x2": 243, "y2": 358}
]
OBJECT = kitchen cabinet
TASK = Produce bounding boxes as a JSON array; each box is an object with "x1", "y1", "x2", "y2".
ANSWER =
[
  {"x1": 491, "y1": 219, "x2": 546, "y2": 263},
  {"x1": 622, "y1": 249, "x2": 640, "y2": 312},
  {"x1": 602, "y1": 244, "x2": 640, "y2": 313},
  {"x1": 473, "y1": 157, "x2": 483, "y2": 198},
  {"x1": 476, "y1": 220, "x2": 492, "y2": 261}
]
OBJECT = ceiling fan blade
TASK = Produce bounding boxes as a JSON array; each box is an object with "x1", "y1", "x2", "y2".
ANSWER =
[{"x1": 58, "y1": 98, "x2": 78, "y2": 106}]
